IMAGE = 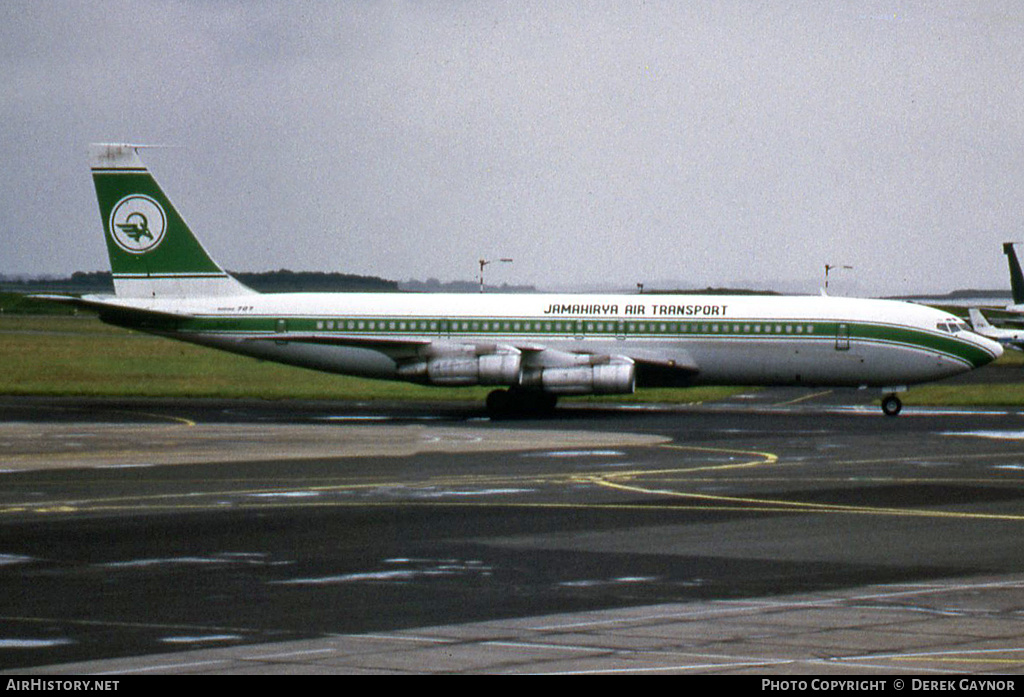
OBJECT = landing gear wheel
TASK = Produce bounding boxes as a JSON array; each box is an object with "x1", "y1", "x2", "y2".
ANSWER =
[
  {"x1": 486, "y1": 389, "x2": 558, "y2": 419},
  {"x1": 486, "y1": 389, "x2": 513, "y2": 417},
  {"x1": 881, "y1": 394, "x2": 903, "y2": 417}
]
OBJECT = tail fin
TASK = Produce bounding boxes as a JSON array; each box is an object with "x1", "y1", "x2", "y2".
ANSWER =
[
  {"x1": 89, "y1": 143, "x2": 255, "y2": 298},
  {"x1": 1003, "y1": 243, "x2": 1024, "y2": 306},
  {"x1": 968, "y1": 308, "x2": 993, "y2": 331}
]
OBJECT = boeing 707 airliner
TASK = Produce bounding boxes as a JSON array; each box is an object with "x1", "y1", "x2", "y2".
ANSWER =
[{"x1": 41, "y1": 144, "x2": 1002, "y2": 416}]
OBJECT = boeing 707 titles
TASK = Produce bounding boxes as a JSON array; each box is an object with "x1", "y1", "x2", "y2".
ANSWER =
[{"x1": 40, "y1": 144, "x2": 1002, "y2": 417}]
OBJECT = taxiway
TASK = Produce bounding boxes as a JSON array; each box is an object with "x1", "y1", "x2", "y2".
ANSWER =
[{"x1": 2, "y1": 383, "x2": 1024, "y2": 674}]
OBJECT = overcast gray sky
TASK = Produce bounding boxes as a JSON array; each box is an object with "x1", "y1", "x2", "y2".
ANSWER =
[{"x1": 3, "y1": 1, "x2": 1023, "y2": 295}]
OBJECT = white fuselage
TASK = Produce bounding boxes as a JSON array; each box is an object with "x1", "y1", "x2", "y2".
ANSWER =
[{"x1": 92, "y1": 291, "x2": 1003, "y2": 391}]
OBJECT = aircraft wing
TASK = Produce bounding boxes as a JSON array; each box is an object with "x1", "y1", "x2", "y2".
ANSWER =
[
  {"x1": 618, "y1": 348, "x2": 701, "y2": 387},
  {"x1": 249, "y1": 332, "x2": 698, "y2": 366},
  {"x1": 247, "y1": 332, "x2": 701, "y2": 387},
  {"x1": 248, "y1": 332, "x2": 432, "y2": 351}
]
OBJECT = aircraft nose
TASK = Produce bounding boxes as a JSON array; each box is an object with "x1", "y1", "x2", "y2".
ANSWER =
[{"x1": 972, "y1": 333, "x2": 1003, "y2": 366}]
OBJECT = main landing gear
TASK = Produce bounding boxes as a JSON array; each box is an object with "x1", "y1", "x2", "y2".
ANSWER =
[
  {"x1": 881, "y1": 393, "x2": 903, "y2": 417},
  {"x1": 486, "y1": 388, "x2": 558, "y2": 419}
]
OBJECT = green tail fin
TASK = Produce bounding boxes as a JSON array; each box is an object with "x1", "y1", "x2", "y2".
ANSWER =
[{"x1": 89, "y1": 144, "x2": 254, "y2": 298}]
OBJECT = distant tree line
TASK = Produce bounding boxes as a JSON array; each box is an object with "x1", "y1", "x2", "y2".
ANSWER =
[
  {"x1": 232, "y1": 270, "x2": 399, "y2": 293},
  {"x1": 0, "y1": 270, "x2": 399, "y2": 294},
  {"x1": 400, "y1": 278, "x2": 538, "y2": 293},
  {"x1": 0, "y1": 271, "x2": 116, "y2": 293},
  {"x1": 645, "y1": 287, "x2": 780, "y2": 296}
]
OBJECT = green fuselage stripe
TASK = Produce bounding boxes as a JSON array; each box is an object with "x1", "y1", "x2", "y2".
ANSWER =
[{"x1": 120, "y1": 313, "x2": 994, "y2": 369}]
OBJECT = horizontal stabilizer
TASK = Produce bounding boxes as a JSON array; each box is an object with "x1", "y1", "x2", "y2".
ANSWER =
[{"x1": 31, "y1": 294, "x2": 187, "y2": 329}]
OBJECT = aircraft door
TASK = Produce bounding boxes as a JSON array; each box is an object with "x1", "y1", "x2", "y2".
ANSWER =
[{"x1": 835, "y1": 323, "x2": 851, "y2": 351}]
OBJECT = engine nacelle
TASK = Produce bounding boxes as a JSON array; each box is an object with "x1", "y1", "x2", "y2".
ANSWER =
[
  {"x1": 521, "y1": 361, "x2": 636, "y2": 395},
  {"x1": 398, "y1": 351, "x2": 522, "y2": 386}
]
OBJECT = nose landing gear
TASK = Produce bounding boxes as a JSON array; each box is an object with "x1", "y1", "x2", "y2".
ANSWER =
[{"x1": 881, "y1": 393, "x2": 903, "y2": 417}]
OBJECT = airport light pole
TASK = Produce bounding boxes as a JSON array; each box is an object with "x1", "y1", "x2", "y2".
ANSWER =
[
  {"x1": 479, "y1": 258, "x2": 513, "y2": 293},
  {"x1": 827, "y1": 264, "x2": 851, "y2": 290}
]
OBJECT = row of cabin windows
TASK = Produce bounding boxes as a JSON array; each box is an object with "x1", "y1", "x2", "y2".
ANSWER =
[{"x1": 311, "y1": 319, "x2": 820, "y2": 335}]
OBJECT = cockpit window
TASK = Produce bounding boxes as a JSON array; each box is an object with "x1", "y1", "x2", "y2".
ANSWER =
[{"x1": 936, "y1": 321, "x2": 970, "y2": 334}]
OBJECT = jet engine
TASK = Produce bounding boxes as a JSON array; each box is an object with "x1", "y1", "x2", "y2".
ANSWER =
[
  {"x1": 520, "y1": 359, "x2": 635, "y2": 395},
  {"x1": 398, "y1": 347, "x2": 522, "y2": 386}
]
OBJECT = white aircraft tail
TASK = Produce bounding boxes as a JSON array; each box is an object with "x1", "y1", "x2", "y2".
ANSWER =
[
  {"x1": 968, "y1": 308, "x2": 994, "y2": 331},
  {"x1": 89, "y1": 144, "x2": 255, "y2": 298}
]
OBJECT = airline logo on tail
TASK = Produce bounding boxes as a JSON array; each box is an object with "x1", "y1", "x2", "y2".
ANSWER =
[
  {"x1": 88, "y1": 143, "x2": 256, "y2": 297},
  {"x1": 109, "y1": 194, "x2": 167, "y2": 254}
]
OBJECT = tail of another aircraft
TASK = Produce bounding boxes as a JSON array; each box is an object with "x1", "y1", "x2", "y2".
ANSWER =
[
  {"x1": 968, "y1": 308, "x2": 994, "y2": 332},
  {"x1": 89, "y1": 143, "x2": 255, "y2": 298},
  {"x1": 1003, "y1": 243, "x2": 1024, "y2": 306}
]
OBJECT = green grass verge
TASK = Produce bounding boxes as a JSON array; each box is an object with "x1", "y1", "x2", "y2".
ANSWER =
[
  {"x1": 0, "y1": 292, "x2": 80, "y2": 315},
  {"x1": 902, "y1": 384, "x2": 1024, "y2": 407},
  {"x1": 0, "y1": 314, "x2": 747, "y2": 403}
]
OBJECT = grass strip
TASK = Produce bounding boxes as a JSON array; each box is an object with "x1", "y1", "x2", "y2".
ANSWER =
[{"x1": 0, "y1": 315, "x2": 744, "y2": 403}]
